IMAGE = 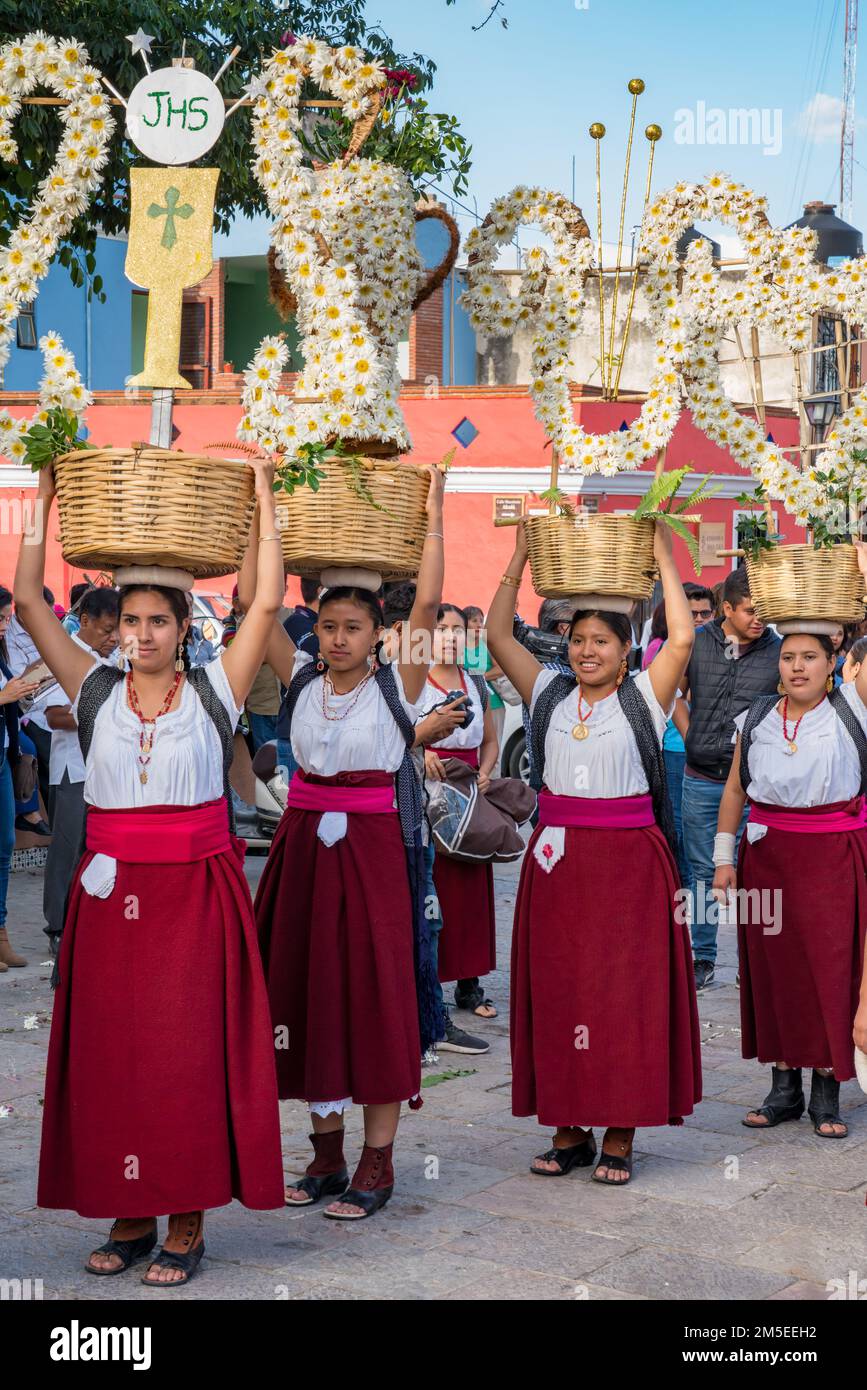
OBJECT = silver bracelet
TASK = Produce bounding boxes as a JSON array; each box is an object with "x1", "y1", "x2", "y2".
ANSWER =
[{"x1": 425, "y1": 531, "x2": 444, "y2": 540}]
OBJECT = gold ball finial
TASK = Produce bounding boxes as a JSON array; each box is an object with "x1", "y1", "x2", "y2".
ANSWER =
[
  {"x1": 628, "y1": 78, "x2": 645, "y2": 95},
  {"x1": 645, "y1": 123, "x2": 662, "y2": 142},
  {"x1": 589, "y1": 122, "x2": 606, "y2": 140}
]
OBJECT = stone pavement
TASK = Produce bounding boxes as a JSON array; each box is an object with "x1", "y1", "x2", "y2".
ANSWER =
[{"x1": 1, "y1": 855, "x2": 865, "y2": 1302}]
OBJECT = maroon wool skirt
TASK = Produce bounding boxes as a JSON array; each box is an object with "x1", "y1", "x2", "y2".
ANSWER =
[
  {"x1": 433, "y1": 855, "x2": 496, "y2": 982},
  {"x1": 255, "y1": 775, "x2": 421, "y2": 1106},
  {"x1": 38, "y1": 838, "x2": 284, "y2": 1218},
  {"x1": 511, "y1": 822, "x2": 702, "y2": 1128},
  {"x1": 738, "y1": 810, "x2": 867, "y2": 1078}
]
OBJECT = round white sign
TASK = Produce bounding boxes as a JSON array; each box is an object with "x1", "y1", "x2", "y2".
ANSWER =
[{"x1": 126, "y1": 67, "x2": 226, "y2": 165}]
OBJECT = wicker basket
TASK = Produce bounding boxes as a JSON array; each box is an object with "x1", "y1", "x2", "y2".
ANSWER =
[
  {"x1": 745, "y1": 544, "x2": 866, "y2": 625},
  {"x1": 277, "y1": 455, "x2": 430, "y2": 580},
  {"x1": 53, "y1": 448, "x2": 256, "y2": 579},
  {"x1": 524, "y1": 513, "x2": 657, "y2": 601}
]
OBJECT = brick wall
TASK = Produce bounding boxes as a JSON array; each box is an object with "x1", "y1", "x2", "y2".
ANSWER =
[
  {"x1": 182, "y1": 261, "x2": 225, "y2": 388},
  {"x1": 408, "y1": 284, "x2": 443, "y2": 385}
]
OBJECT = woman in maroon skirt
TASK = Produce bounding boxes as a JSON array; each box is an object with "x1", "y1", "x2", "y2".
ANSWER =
[
  {"x1": 415, "y1": 604, "x2": 501, "y2": 1018},
  {"x1": 14, "y1": 461, "x2": 286, "y2": 1286},
  {"x1": 486, "y1": 521, "x2": 701, "y2": 1186},
  {"x1": 712, "y1": 612, "x2": 867, "y2": 1139},
  {"x1": 250, "y1": 465, "x2": 445, "y2": 1220}
]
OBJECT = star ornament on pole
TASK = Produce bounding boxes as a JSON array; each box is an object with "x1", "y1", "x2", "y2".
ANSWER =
[{"x1": 126, "y1": 28, "x2": 155, "y2": 73}]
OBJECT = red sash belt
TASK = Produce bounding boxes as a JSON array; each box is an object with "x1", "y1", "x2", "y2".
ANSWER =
[
  {"x1": 86, "y1": 799, "x2": 231, "y2": 861},
  {"x1": 749, "y1": 797, "x2": 867, "y2": 834},
  {"x1": 288, "y1": 769, "x2": 396, "y2": 814},
  {"x1": 438, "y1": 747, "x2": 480, "y2": 768},
  {"x1": 538, "y1": 791, "x2": 656, "y2": 829}
]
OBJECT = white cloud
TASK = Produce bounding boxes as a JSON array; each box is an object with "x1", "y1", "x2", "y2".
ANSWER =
[{"x1": 797, "y1": 93, "x2": 845, "y2": 143}]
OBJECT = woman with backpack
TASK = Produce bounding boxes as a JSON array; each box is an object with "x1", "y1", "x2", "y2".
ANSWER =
[
  {"x1": 485, "y1": 521, "x2": 701, "y2": 1187},
  {"x1": 712, "y1": 588, "x2": 867, "y2": 1140},
  {"x1": 15, "y1": 461, "x2": 285, "y2": 1287}
]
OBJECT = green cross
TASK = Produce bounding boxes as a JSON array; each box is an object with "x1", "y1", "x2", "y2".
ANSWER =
[{"x1": 147, "y1": 186, "x2": 194, "y2": 250}]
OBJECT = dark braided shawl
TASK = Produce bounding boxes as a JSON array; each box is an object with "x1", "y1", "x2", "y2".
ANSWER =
[
  {"x1": 283, "y1": 656, "x2": 443, "y2": 1053},
  {"x1": 529, "y1": 672, "x2": 678, "y2": 856}
]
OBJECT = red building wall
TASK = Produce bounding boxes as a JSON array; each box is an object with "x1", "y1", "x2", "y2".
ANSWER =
[{"x1": 0, "y1": 387, "x2": 802, "y2": 613}]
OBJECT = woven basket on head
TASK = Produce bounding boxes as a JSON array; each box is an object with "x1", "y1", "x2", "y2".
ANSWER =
[
  {"x1": 745, "y1": 544, "x2": 866, "y2": 625},
  {"x1": 276, "y1": 455, "x2": 430, "y2": 580},
  {"x1": 53, "y1": 448, "x2": 256, "y2": 579},
  {"x1": 524, "y1": 514, "x2": 657, "y2": 601}
]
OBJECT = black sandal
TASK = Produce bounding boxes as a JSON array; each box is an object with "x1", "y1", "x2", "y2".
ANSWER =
[
  {"x1": 742, "y1": 1065, "x2": 805, "y2": 1128},
  {"x1": 808, "y1": 1070, "x2": 848, "y2": 1138},
  {"x1": 592, "y1": 1129, "x2": 635, "y2": 1186},
  {"x1": 141, "y1": 1212, "x2": 205, "y2": 1288},
  {"x1": 285, "y1": 1168, "x2": 349, "y2": 1207},
  {"x1": 140, "y1": 1243, "x2": 206, "y2": 1287},
  {"x1": 322, "y1": 1185, "x2": 393, "y2": 1220},
  {"x1": 530, "y1": 1134, "x2": 596, "y2": 1176},
  {"x1": 85, "y1": 1221, "x2": 157, "y2": 1276}
]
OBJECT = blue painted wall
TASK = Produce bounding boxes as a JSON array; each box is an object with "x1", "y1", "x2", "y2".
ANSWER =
[
  {"x1": 415, "y1": 217, "x2": 475, "y2": 387},
  {"x1": 3, "y1": 237, "x2": 132, "y2": 391}
]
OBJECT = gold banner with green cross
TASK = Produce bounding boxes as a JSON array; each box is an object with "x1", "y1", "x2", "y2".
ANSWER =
[{"x1": 125, "y1": 167, "x2": 219, "y2": 390}]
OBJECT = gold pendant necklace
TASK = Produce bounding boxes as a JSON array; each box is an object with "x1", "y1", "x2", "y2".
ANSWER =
[{"x1": 571, "y1": 687, "x2": 593, "y2": 741}]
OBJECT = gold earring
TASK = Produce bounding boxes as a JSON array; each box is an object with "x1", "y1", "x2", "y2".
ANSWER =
[
  {"x1": 777, "y1": 680, "x2": 786, "y2": 695},
  {"x1": 616, "y1": 659, "x2": 627, "y2": 687},
  {"x1": 826, "y1": 674, "x2": 834, "y2": 692},
  {"x1": 116, "y1": 646, "x2": 126, "y2": 670},
  {"x1": 175, "y1": 643, "x2": 185, "y2": 673}
]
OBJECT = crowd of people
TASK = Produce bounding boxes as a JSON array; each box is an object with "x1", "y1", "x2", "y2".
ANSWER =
[{"x1": 2, "y1": 460, "x2": 866, "y2": 1286}]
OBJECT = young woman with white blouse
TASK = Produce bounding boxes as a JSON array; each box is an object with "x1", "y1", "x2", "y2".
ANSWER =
[
  {"x1": 415, "y1": 604, "x2": 501, "y2": 1019},
  {"x1": 14, "y1": 461, "x2": 286, "y2": 1287},
  {"x1": 485, "y1": 522, "x2": 702, "y2": 1187},
  {"x1": 250, "y1": 465, "x2": 445, "y2": 1220},
  {"x1": 713, "y1": 600, "x2": 867, "y2": 1140}
]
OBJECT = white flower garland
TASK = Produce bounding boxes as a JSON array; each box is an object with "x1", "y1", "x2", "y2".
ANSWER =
[
  {"x1": 0, "y1": 33, "x2": 114, "y2": 372},
  {"x1": 0, "y1": 332, "x2": 92, "y2": 463},
  {"x1": 241, "y1": 38, "x2": 425, "y2": 454},
  {"x1": 0, "y1": 34, "x2": 111, "y2": 465},
  {"x1": 461, "y1": 186, "x2": 683, "y2": 475}
]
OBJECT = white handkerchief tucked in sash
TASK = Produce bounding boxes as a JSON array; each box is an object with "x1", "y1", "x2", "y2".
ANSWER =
[
  {"x1": 80, "y1": 853, "x2": 117, "y2": 898},
  {"x1": 533, "y1": 824, "x2": 565, "y2": 874},
  {"x1": 317, "y1": 812, "x2": 348, "y2": 846},
  {"x1": 746, "y1": 822, "x2": 768, "y2": 845}
]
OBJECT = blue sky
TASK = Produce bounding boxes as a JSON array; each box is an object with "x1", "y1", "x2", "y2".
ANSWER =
[{"x1": 219, "y1": 0, "x2": 859, "y2": 259}]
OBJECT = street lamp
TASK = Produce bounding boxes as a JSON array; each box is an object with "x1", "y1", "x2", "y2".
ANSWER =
[{"x1": 803, "y1": 393, "x2": 837, "y2": 441}]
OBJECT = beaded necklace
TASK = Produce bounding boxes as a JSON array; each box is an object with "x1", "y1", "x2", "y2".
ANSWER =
[{"x1": 126, "y1": 670, "x2": 184, "y2": 784}]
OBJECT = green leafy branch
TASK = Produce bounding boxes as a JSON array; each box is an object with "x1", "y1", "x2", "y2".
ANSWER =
[
  {"x1": 23, "y1": 407, "x2": 92, "y2": 471},
  {"x1": 805, "y1": 448, "x2": 867, "y2": 548},
  {"x1": 732, "y1": 488, "x2": 782, "y2": 560},
  {"x1": 632, "y1": 466, "x2": 722, "y2": 573}
]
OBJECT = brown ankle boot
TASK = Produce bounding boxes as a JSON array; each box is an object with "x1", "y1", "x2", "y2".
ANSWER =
[
  {"x1": 141, "y1": 1212, "x2": 205, "y2": 1287},
  {"x1": 285, "y1": 1130, "x2": 348, "y2": 1207},
  {"x1": 0, "y1": 928, "x2": 27, "y2": 968},
  {"x1": 323, "y1": 1141, "x2": 394, "y2": 1221}
]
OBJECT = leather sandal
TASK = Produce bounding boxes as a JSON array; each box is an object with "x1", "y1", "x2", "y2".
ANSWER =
[
  {"x1": 808, "y1": 1070, "x2": 848, "y2": 1138},
  {"x1": 742, "y1": 1065, "x2": 805, "y2": 1128},
  {"x1": 530, "y1": 1132, "x2": 597, "y2": 1176},
  {"x1": 141, "y1": 1212, "x2": 205, "y2": 1288},
  {"x1": 85, "y1": 1220, "x2": 157, "y2": 1276},
  {"x1": 286, "y1": 1130, "x2": 349, "y2": 1206},
  {"x1": 324, "y1": 1141, "x2": 394, "y2": 1221},
  {"x1": 592, "y1": 1129, "x2": 635, "y2": 1186}
]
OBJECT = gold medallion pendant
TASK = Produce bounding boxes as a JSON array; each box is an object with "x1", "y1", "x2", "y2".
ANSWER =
[
  {"x1": 784, "y1": 741, "x2": 797, "y2": 756},
  {"x1": 572, "y1": 723, "x2": 590, "y2": 741}
]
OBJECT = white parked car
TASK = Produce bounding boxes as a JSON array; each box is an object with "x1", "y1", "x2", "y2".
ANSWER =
[{"x1": 500, "y1": 699, "x2": 530, "y2": 783}]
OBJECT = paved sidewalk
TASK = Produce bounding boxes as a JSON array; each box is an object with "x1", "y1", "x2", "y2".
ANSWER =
[{"x1": 1, "y1": 856, "x2": 865, "y2": 1301}]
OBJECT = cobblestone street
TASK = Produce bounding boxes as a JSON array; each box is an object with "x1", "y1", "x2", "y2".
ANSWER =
[{"x1": 1, "y1": 856, "x2": 865, "y2": 1301}]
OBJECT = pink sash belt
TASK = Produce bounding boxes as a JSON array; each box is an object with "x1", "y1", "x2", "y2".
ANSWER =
[
  {"x1": 86, "y1": 799, "x2": 231, "y2": 861},
  {"x1": 287, "y1": 773, "x2": 395, "y2": 814},
  {"x1": 749, "y1": 798, "x2": 867, "y2": 834},
  {"x1": 538, "y1": 791, "x2": 656, "y2": 829}
]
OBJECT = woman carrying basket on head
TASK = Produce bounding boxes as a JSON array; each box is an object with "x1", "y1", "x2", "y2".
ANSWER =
[
  {"x1": 485, "y1": 520, "x2": 702, "y2": 1188},
  {"x1": 712, "y1": 569, "x2": 867, "y2": 1142},
  {"x1": 247, "y1": 464, "x2": 445, "y2": 1221},
  {"x1": 15, "y1": 460, "x2": 286, "y2": 1288}
]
